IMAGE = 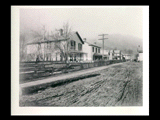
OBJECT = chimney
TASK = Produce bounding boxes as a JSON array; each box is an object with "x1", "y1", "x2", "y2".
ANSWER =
[{"x1": 59, "y1": 29, "x2": 63, "y2": 36}]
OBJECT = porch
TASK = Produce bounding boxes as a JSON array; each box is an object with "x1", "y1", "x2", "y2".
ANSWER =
[
  {"x1": 68, "y1": 50, "x2": 87, "y2": 61},
  {"x1": 93, "y1": 53, "x2": 102, "y2": 60}
]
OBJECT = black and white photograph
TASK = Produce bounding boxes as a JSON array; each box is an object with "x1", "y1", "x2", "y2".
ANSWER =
[{"x1": 11, "y1": 5, "x2": 149, "y2": 115}]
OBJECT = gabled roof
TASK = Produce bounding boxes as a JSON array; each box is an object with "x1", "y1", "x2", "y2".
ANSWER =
[
  {"x1": 27, "y1": 38, "x2": 68, "y2": 45},
  {"x1": 93, "y1": 53, "x2": 102, "y2": 56},
  {"x1": 27, "y1": 31, "x2": 83, "y2": 45},
  {"x1": 84, "y1": 41, "x2": 101, "y2": 48},
  {"x1": 75, "y1": 31, "x2": 84, "y2": 44}
]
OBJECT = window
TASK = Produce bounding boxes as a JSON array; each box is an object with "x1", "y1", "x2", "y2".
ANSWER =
[
  {"x1": 95, "y1": 48, "x2": 97, "y2": 53},
  {"x1": 92, "y1": 47, "x2": 94, "y2": 52},
  {"x1": 70, "y1": 54, "x2": 73, "y2": 61},
  {"x1": 78, "y1": 43, "x2": 82, "y2": 51},
  {"x1": 70, "y1": 40, "x2": 76, "y2": 50},
  {"x1": 98, "y1": 48, "x2": 100, "y2": 53}
]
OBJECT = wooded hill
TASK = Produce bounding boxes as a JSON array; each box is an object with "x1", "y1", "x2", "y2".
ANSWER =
[{"x1": 87, "y1": 34, "x2": 143, "y2": 54}]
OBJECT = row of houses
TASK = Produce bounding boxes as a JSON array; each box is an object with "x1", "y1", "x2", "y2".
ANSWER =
[{"x1": 26, "y1": 30, "x2": 131, "y2": 62}]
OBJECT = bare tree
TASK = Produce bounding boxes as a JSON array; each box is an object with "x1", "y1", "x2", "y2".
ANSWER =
[
  {"x1": 50, "y1": 22, "x2": 72, "y2": 62},
  {"x1": 29, "y1": 22, "x2": 72, "y2": 62},
  {"x1": 30, "y1": 25, "x2": 47, "y2": 61},
  {"x1": 20, "y1": 32, "x2": 27, "y2": 61}
]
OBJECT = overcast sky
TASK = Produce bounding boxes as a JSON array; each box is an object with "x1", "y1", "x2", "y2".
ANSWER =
[{"x1": 20, "y1": 6, "x2": 143, "y2": 40}]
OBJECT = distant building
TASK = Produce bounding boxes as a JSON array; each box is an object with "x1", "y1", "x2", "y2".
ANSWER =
[
  {"x1": 137, "y1": 45, "x2": 143, "y2": 61},
  {"x1": 82, "y1": 40, "x2": 102, "y2": 61},
  {"x1": 137, "y1": 50, "x2": 143, "y2": 61},
  {"x1": 131, "y1": 54, "x2": 139, "y2": 61},
  {"x1": 109, "y1": 50, "x2": 114, "y2": 60},
  {"x1": 114, "y1": 50, "x2": 121, "y2": 60},
  {"x1": 102, "y1": 49, "x2": 110, "y2": 60},
  {"x1": 104, "y1": 49, "x2": 122, "y2": 60},
  {"x1": 123, "y1": 54, "x2": 131, "y2": 60}
]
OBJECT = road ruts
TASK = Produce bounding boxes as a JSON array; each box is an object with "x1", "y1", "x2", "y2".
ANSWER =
[{"x1": 19, "y1": 62, "x2": 142, "y2": 106}]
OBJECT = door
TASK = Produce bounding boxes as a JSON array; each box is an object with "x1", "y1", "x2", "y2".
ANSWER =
[
  {"x1": 74, "y1": 54, "x2": 76, "y2": 61},
  {"x1": 70, "y1": 54, "x2": 73, "y2": 61}
]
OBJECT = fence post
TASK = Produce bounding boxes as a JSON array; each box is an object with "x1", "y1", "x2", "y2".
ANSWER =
[{"x1": 81, "y1": 63, "x2": 83, "y2": 69}]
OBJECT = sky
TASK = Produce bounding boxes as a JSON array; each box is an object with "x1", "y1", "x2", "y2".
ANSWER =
[{"x1": 20, "y1": 6, "x2": 143, "y2": 40}]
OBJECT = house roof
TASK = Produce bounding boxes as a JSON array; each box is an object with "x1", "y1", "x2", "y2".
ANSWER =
[
  {"x1": 75, "y1": 31, "x2": 84, "y2": 44},
  {"x1": 84, "y1": 41, "x2": 101, "y2": 48},
  {"x1": 93, "y1": 53, "x2": 102, "y2": 56},
  {"x1": 114, "y1": 50, "x2": 121, "y2": 54},
  {"x1": 27, "y1": 31, "x2": 84, "y2": 45},
  {"x1": 27, "y1": 38, "x2": 68, "y2": 45}
]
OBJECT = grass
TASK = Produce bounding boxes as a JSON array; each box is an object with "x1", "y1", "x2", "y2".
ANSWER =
[{"x1": 19, "y1": 61, "x2": 143, "y2": 106}]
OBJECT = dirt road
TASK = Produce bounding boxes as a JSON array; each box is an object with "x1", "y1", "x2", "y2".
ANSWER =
[{"x1": 20, "y1": 62, "x2": 142, "y2": 106}]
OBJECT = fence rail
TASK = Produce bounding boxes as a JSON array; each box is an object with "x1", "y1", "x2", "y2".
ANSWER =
[{"x1": 20, "y1": 59, "x2": 126, "y2": 82}]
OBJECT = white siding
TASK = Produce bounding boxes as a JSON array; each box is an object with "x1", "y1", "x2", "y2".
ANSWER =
[
  {"x1": 109, "y1": 53, "x2": 113, "y2": 60},
  {"x1": 70, "y1": 33, "x2": 83, "y2": 51},
  {"x1": 82, "y1": 42, "x2": 92, "y2": 61},
  {"x1": 138, "y1": 53, "x2": 143, "y2": 61}
]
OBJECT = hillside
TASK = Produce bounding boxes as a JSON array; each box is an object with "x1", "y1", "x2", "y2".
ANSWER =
[
  {"x1": 21, "y1": 30, "x2": 143, "y2": 55},
  {"x1": 87, "y1": 34, "x2": 143, "y2": 54}
]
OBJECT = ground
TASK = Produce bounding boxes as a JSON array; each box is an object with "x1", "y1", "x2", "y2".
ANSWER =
[{"x1": 19, "y1": 61, "x2": 143, "y2": 106}]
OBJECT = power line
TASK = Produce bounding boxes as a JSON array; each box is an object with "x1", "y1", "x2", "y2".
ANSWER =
[{"x1": 98, "y1": 34, "x2": 108, "y2": 60}]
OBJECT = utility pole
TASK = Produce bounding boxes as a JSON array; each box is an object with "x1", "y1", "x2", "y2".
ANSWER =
[{"x1": 98, "y1": 34, "x2": 108, "y2": 60}]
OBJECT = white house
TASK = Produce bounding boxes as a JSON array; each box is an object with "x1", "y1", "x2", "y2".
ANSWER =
[
  {"x1": 82, "y1": 41, "x2": 102, "y2": 61},
  {"x1": 100, "y1": 49, "x2": 122, "y2": 60},
  {"x1": 137, "y1": 50, "x2": 143, "y2": 61},
  {"x1": 114, "y1": 50, "x2": 122, "y2": 60},
  {"x1": 137, "y1": 46, "x2": 143, "y2": 61},
  {"x1": 26, "y1": 31, "x2": 86, "y2": 62},
  {"x1": 100, "y1": 49, "x2": 110, "y2": 60},
  {"x1": 123, "y1": 54, "x2": 131, "y2": 60}
]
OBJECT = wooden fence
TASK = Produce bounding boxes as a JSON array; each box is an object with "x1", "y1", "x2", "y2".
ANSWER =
[
  {"x1": 20, "y1": 59, "x2": 126, "y2": 81},
  {"x1": 79, "y1": 60, "x2": 124, "y2": 69}
]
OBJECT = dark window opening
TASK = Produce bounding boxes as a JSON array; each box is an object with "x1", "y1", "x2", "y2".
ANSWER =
[
  {"x1": 70, "y1": 40, "x2": 76, "y2": 50},
  {"x1": 95, "y1": 48, "x2": 97, "y2": 53},
  {"x1": 78, "y1": 43, "x2": 82, "y2": 51}
]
